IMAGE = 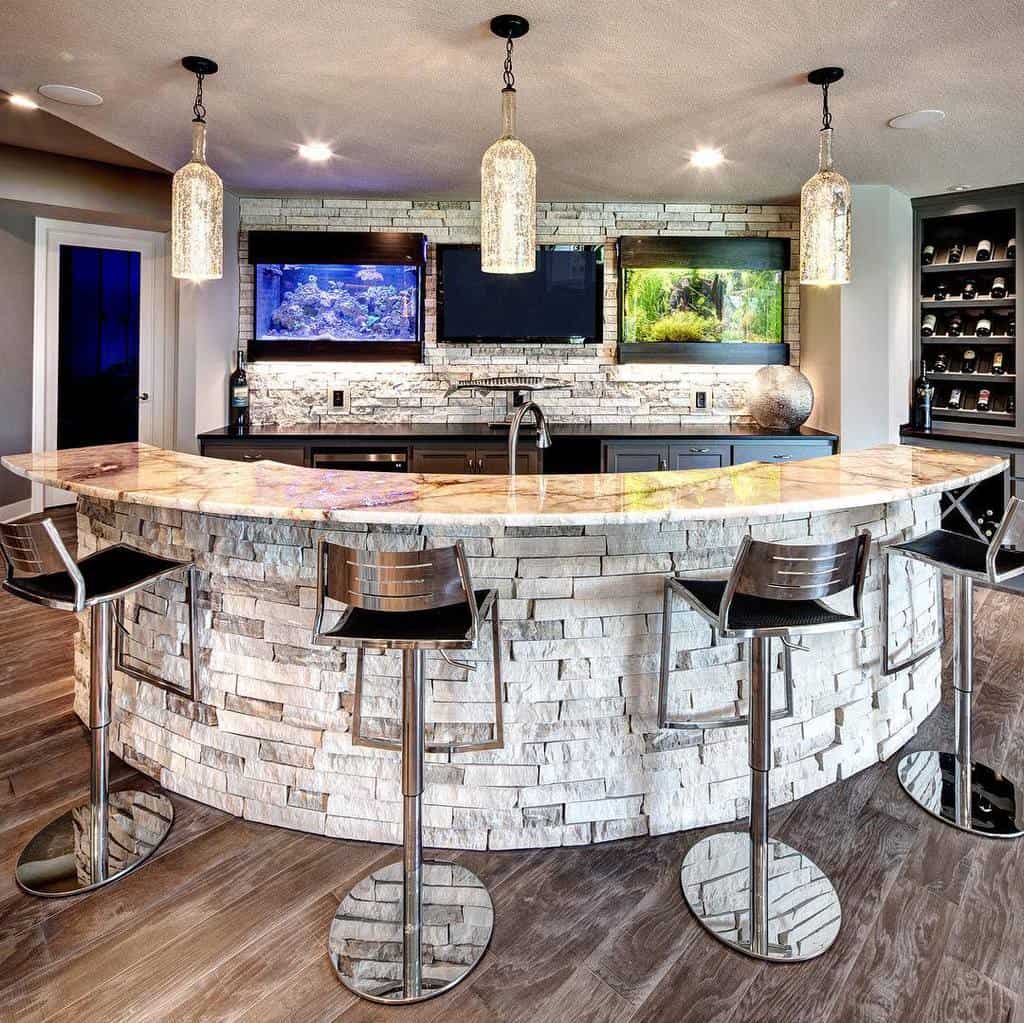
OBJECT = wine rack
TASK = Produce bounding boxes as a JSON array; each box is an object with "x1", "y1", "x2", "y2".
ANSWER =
[{"x1": 912, "y1": 185, "x2": 1022, "y2": 438}]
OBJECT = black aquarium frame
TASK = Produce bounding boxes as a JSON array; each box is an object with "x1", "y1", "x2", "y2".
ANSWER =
[
  {"x1": 617, "y1": 235, "x2": 791, "y2": 366},
  {"x1": 435, "y1": 243, "x2": 605, "y2": 344},
  {"x1": 246, "y1": 231, "x2": 426, "y2": 362}
]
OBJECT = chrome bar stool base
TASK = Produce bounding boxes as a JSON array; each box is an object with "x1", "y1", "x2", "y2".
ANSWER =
[
  {"x1": 681, "y1": 831, "x2": 841, "y2": 963},
  {"x1": 15, "y1": 790, "x2": 173, "y2": 897},
  {"x1": 328, "y1": 858, "x2": 494, "y2": 1004},
  {"x1": 898, "y1": 750, "x2": 1024, "y2": 839}
]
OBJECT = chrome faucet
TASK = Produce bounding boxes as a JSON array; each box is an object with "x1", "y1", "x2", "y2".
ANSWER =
[{"x1": 507, "y1": 401, "x2": 552, "y2": 475}]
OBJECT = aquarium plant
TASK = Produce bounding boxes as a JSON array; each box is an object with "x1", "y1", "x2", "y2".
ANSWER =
[{"x1": 622, "y1": 267, "x2": 782, "y2": 344}]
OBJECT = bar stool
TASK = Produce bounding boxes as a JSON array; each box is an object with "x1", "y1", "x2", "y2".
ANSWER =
[
  {"x1": 883, "y1": 496, "x2": 1024, "y2": 838},
  {"x1": 313, "y1": 541, "x2": 503, "y2": 1004},
  {"x1": 658, "y1": 531, "x2": 871, "y2": 962},
  {"x1": 0, "y1": 516, "x2": 198, "y2": 897}
]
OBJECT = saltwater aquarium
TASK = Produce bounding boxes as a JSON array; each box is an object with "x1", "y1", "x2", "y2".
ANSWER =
[
  {"x1": 254, "y1": 263, "x2": 420, "y2": 342},
  {"x1": 621, "y1": 267, "x2": 783, "y2": 344}
]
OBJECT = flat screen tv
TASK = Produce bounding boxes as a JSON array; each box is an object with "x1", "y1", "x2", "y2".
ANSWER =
[{"x1": 436, "y1": 244, "x2": 603, "y2": 344}]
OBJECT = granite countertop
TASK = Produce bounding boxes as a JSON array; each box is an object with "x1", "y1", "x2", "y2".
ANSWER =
[
  {"x1": 2, "y1": 442, "x2": 1004, "y2": 527},
  {"x1": 198, "y1": 422, "x2": 838, "y2": 442}
]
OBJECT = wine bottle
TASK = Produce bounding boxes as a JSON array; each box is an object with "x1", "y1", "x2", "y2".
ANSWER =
[
  {"x1": 962, "y1": 279, "x2": 977, "y2": 300},
  {"x1": 948, "y1": 388, "x2": 963, "y2": 409},
  {"x1": 1010, "y1": 318, "x2": 1016, "y2": 337},
  {"x1": 922, "y1": 244, "x2": 935, "y2": 266},
  {"x1": 933, "y1": 350, "x2": 949, "y2": 372},
  {"x1": 992, "y1": 351, "x2": 1006, "y2": 374},
  {"x1": 1009, "y1": 237, "x2": 1017, "y2": 260},
  {"x1": 977, "y1": 388, "x2": 991, "y2": 412},
  {"x1": 933, "y1": 281, "x2": 948, "y2": 300},
  {"x1": 948, "y1": 315, "x2": 964, "y2": 336},
  {"x1": 976, "y1": 239, "x2": 993, "y2": 261},
  {"x1": 962, "y1": 348, "x2": 978, "y2": 374},
  {"x1": 922, "y1": 313, "x2": 938, "y2": 336},
  {"x1": 949, "y1": 242, "x2": 964, "y2": 264},
  {"x1": 914, "y1": 359, "x2": 934, "y2": 430},
  {"x1": 229, "y1": 348, "x2": 249, "y2": 435},
  {"x1": 991, "y1": 276, "x2": 1008, "y2": 298},
  {"x1": 1010, "y1": 395, "x2": 1016, "y2": 414},
  {"x1": 977, "y1": 317, "x2": 993, "y2": 337}
]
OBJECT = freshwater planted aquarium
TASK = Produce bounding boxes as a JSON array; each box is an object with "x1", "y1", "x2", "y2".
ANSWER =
[
  {"x1": 254, "y1": 263, "x2": 420, "y2": 342},
  {"x1": 621, "y1": 268, "x2": 783, "y2": 344}
]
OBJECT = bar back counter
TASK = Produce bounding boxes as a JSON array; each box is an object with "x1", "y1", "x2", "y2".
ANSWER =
[{"x1": 1, "y1": 442, "x2": 1004, "y2": 852}]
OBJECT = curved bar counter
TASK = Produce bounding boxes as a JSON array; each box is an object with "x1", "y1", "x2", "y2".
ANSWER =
[{"x1": 2, "y1": 442, "x2": 1005, "y2": 850}]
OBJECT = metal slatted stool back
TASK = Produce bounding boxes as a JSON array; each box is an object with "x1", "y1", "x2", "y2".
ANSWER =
[
  {"x1": 1, "y1": 515, "x2": 199, "y2": 898},
  {"x1": 658, "y1": 531, "x2": 871, "y2": 964},
  {"x1": 882, "y1": 496, "x2": 1024, "y2": 839},
  {"x1": 314, "y1": 540, "x2": 503, "y2": 1005}
]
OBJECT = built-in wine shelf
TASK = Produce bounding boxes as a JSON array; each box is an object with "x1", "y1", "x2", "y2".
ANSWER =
[{"x1": 912, "y1": 185, "x2": 1022, "y2": 437}]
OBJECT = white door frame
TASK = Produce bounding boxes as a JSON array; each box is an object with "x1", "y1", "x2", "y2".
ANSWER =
[{"x1": 32, "y1": 219, "x2": 175, "y2": 511}]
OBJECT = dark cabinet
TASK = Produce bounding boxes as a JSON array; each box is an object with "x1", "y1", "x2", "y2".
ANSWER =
[
  {"x1": 602, "y1": 441, "x2": 669, "y2": 473},
  {"x1": 410, "y1": 443, "x2": 540, "y2": 475},
  {"x1": 730, "y1": 441, "x2": 832, "y2": 465},
  {"x1": 603, "y1": 438, "x2": 834, "y2": 472},
  {"x1": 203, "y1": 444, "x2": 306, "y2": 466},
  {"x1": 668, "y1": 442, "x2": 731, "y2": 470}
]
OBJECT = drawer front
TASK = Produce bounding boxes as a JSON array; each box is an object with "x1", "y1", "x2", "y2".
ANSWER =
[
  {"x1": 410, "y1": 445, "x2": 475, "y2": 474},
  {"x1": 668, "y1": 442, "x2": 730, "y2": 470},
  {"x1": 731, "y1": 441, "x2": 833, "y2": 466},
  {"x1": 602, "y1": 441, "x2": 668, "y2": 473},
  {"x1": 204, "y1": 444, "x2": 306, "y2": 466}
]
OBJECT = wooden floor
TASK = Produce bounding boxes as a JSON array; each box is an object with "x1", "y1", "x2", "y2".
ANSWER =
[{"x1": 2, "y1": 508, "x2": 1024, "y2": 1022}]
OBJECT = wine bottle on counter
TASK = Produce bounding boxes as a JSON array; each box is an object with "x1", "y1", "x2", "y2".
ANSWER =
[
  {"x1": 914, "y1": 359, "x2": 934, "y2": 431},
  {"x1": 949, "y1": 315, "x2": 964, "y2": 336},
  {"x1": 962, "y1": 279, "x2": 977, "y2": 300},
  {"x1": 991, "y1": 276, "x2": 1008, "y2": 298},
  {"x1": 933, "y1": 350, "x2": 949, "y2": 372},
  {"x1": 1009, "y1": 237, "x2": 1017, "y2": 260},
  {"x1": 976, "y1": 239, "x2": 993, "y2": 261},
  {"x1": 933, "y1": 280, "x2": 948, "y2": 300},
  {"x1": 977, "y1": 317, "x2": 993, "y2": 337},
  {"x1": 948, "y1": 388, "x2": 963, "y2": 410},
  {"x1": 922, "y1": 313, "x2": 938, "y2": 336},
  {"x1": 992, "y1": 351, "x2": 1006, "y2": 374},
  {"x1": 977, "y1": 388, "x2": 991, "y2": 412},
  {"x1": 229, "y1": 348, "x2": 249, "y2": 435},
  {"x1": 922, "y1": 244, "x2": 936, "y2": 266},
  {"x1": 949, "y1": 242, "x2": 964, "y2": 264},
  {"x1": 962, "y1": 348, "x2": 978, "y2": 374}
]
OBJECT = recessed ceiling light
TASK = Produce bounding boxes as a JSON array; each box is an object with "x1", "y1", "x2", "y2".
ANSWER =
[
  {"x1": 37, "y1": 84, "x2": 103, "y2": 107},
  {"x1": 298, "y1": 142, "x2": 332, "y2": 162},
  {"x1": 887, "y1": 109, "x2": 945, "y2": 129},
  {"x1": 8, "y1": 93, "x2": 38, "y2": 110},
  {"x1": 690, "y1": 147, "x2": 724, "y2": 169}
]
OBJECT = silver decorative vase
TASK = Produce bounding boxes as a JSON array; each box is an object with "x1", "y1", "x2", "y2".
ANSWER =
[{"x1": 748, "y1": 366, "x2": 814, "y2": 431}]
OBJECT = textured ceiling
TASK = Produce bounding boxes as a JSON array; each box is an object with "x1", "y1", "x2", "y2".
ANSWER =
[{"x1": 1, "y1": 0, "x2": 1022, "y2": 202}]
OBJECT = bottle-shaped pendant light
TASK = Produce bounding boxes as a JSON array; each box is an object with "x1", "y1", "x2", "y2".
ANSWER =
[
  {"x1": 800, "y1": 67, "x2": 851, "y2": 286},
  {"x1": 480, "y1": 15, "x2": 536, "y2": 274},
  {"x1": 172, "y1": 56, "x2": 224, "y2": 282}
]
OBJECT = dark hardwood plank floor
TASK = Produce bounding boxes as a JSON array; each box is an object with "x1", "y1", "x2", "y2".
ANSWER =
[{"x1": 2, "y1": 508, "x2": 1023, "y2": 1022}]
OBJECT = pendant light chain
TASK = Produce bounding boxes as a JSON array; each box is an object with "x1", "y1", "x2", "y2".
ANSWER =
[
  {"x1": 502, "y1": 35, "x2": 515, "y2": 90},
  {"x1": 820, "y1": 81, "x2": 832, "y2": 132},
  {"x1": 192, "y1": 73, "x2": 207, "y2": 124}
]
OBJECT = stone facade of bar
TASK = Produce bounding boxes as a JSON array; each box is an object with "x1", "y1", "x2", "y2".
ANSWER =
[{"x1": 73, "y1": 495, "x2": 942, "y2": 850}]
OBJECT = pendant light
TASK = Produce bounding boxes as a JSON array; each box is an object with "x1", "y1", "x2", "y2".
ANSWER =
[
  {"x1": 480, "y1": 14, "x2": 536, "y2": 274},
  {"x1": 800, "y1": 67, "x2": 851, "y2": 286},
  {"x1": 172, "y1": 56, "x2": 224, "y2": 282}
]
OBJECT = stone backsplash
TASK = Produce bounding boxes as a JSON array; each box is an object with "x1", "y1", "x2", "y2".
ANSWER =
[{"x1": 237, "y1": 197, "x2": 801, "y2": 426}]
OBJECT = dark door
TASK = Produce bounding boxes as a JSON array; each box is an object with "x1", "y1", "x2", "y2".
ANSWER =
[
  {"x1": 603, "y1": 441, "x2": 668, "y2": 472},
  {"x1": 57, "y1": 245, "x2": 141, "y2": 449},
  {"x1": 668, "y1": 442, "x2": 731, "y2": 470},
  {"x1": 477, "y1": 445, "x2": 540, "y2": 475},
  {"x1": 410, "y1": 445, "x2": 477, "y2": 474}
]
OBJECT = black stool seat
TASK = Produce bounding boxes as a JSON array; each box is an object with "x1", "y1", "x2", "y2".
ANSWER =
[
  {"x1": 677, "y1": 578, "x2": 858, "y2": 632},
  {"x1": 891, "y1": 528, "x2": 1024, "y2": 579},
  {"x1": 4, "y1": 544, "x2": 186, "y2": 609},
  {"x1": 321, "y1": 589, "x2": 494, "y2": 648}
]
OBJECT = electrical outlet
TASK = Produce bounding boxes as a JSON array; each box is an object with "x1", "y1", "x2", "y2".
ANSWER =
[
  {"x1": 691, "y1": 387, "x2": 713, "y2": 412},
  {"x1": 329, "y1": 387, "x2": 349, "y2": 411}
]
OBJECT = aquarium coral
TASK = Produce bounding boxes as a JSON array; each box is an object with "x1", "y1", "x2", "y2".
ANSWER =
[
  {"x1": 622, "y1": 267, "x2": 782, "y2": 343},
  {"x1": 255, "y1": 263, "x2": 419, "y2": 342}
]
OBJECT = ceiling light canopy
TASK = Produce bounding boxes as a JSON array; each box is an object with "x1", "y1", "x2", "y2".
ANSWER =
[
  {"x1": 299, "y1": 142, "x2": 332, "y2": 162},
  {"x1": 171, "y1": 56, "x2": 224, "y2": 283},
  {"x1": 887, "y1": 109, "x2": 945, "y2": 130},
  {"x1": 8, "y1": 93, "x2": 38, "y2": 110},
  {"x1": 690, "y1": 147, "x2": 724, "y2": 169},
  {"x1": 480, "y1": 14, "x2": 536, "y2": 275},
  {"x1": 37, "y1": 84, "x2": 103, "y2": 106},
  {"x1": 800, "y1": 67, "x2": 851, "y2": 287}
]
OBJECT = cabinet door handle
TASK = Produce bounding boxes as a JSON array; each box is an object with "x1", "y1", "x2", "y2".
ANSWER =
[
  {"x1": 465, "y1": 455, "x2": 473, "y2": 472},
  {"x1": 772, "y1": 453, "x2": 792, "y2": 461},
  {"x1": 690, "y1": 447, "x2": 711, "y2": 453},
  {"x1": 240, "y1": 452, "x2": 262, "y2": 461},
  {"x1": 658, "y1": 456, "x2": 667, "y2": 470}
]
